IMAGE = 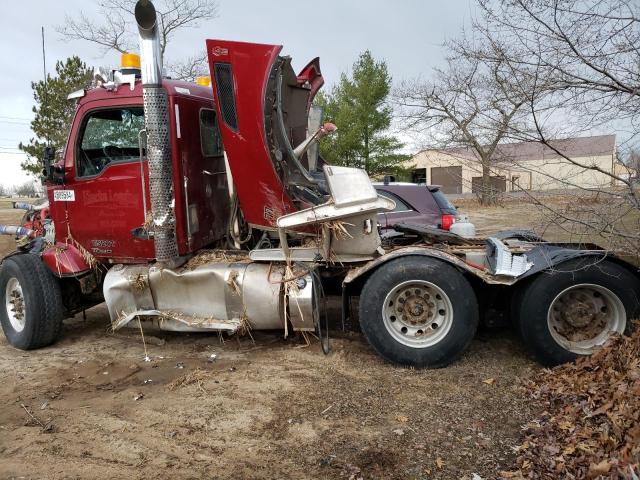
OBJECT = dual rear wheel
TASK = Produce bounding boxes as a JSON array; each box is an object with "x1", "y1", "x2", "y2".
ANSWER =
[
  {"x1": 513, "y1": 258, "x2": 639, "y2": 366},
  {"x1": 358, "y1": 256, "x2": 639, "y2": 368}
]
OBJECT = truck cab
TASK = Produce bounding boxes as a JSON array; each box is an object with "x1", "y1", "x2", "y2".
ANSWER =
[{"x1": 47, "y1": 62, "x2": 230, "y2": 265}]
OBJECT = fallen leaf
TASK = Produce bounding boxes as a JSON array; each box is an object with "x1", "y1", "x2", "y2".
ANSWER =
[
  {"x1": 435, "y1": 457, "x2": 445, "y2": 469},
  {"x1": 588, "y1": 460, "x2": 611, "y2": 478},
  {"x1": 499, "y1": 471, "x2": 523, "y2": 479},
  {"x1": 510, "y1": 329, "x2": 640, "y2": 478},
  {"x1": 396, "y1": 415, "x2": 409, "y2": 423},
  {"x1": 482, "y1": 378, "x2": 495, "y2": 386}
]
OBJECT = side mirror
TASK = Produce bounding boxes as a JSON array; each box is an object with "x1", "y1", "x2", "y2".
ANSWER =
[{"x1": 42, "y1": 147, "x2": 64, "y2": 185}]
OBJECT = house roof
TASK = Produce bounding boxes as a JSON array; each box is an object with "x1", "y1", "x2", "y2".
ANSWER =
[{"x1": 418, "y1": 134, "x2": 616, "y2": 163}]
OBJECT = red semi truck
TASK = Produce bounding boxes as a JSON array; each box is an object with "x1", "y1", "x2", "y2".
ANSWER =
[{"x1": 0, "y1": 0, "x2": 638, "y2": 368}]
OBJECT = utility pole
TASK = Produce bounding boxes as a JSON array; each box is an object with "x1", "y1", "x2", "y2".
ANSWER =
[{"x1": 41, "y1": 26, "x2": 49, "y2": 145}]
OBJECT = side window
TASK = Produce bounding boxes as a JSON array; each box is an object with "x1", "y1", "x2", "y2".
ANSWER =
[
  {"x1": 77, "y1": 107, "x2": 145, "y2": 178},
  {"x1": 200, "y1": 109, "x2": 223, "y2": 157},
  {"x1": 377, "y1": 191, "x2": 412, "y2": 212}
]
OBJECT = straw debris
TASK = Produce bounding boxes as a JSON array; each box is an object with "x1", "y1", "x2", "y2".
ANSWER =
[
  {"x1": 325, "y1": 220, "x2": 354, "y2": 240},
  {"x1": 129, "y1": 273, "x2": 149, "y2": 292},
  {"x1": 182, "y1": 250, "x2": 250, "y2": 271},
  {"x1": 168, "y1": 368, "x2": 210, "y2": 393}
]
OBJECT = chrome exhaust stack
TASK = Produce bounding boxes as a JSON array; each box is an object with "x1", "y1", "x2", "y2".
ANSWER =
[{"x1": 135, "y1": 0, "x2": 179, "y2": 264}]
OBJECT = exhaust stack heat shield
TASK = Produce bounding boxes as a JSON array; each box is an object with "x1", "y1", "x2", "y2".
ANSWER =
[{"x1": 135, "y1": 0, "x2": 179, "y2": 263}]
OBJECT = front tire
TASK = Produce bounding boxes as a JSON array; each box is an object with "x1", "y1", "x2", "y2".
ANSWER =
[
  {"x1": 516, "y1": 258, "x2": 640, "y2": 366},
  {"x1": 0, "y1": 254, "x2": 64, "y2": 349},
  {"x1": 359, "y1": 257, "x2": 479, "y2": 368}
]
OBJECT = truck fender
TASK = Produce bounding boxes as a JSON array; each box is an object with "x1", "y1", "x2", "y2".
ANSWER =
[
  {"x1": 342, "y1": 246, "x2": 503, "y2": 289},
  {"x1": 342, "y1": 244, "x2": 628, "y2": 290},
  {"x1": 41, "y1": 242, "x2": 92, "y2": 278},
  {"x1": 340, "y1": 246, "x2": 494, "y2": 327}
]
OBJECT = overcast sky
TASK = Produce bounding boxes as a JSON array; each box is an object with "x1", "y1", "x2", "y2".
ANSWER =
[{"x1": 0, "y1": 0, "x2": 476, "y2": 188}]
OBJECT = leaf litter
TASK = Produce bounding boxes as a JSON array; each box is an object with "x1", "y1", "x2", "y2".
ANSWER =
[{"x1": 506, "y1": 327, "x2": 640, "y2": 479}]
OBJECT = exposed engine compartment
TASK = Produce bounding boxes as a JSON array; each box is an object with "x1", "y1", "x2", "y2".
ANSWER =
[{"x1": 206, "y1": 40, "x2": 334, "y2": 230}]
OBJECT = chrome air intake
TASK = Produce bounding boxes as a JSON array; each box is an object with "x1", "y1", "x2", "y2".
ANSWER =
[{"x1": 135, "y1": 0, "x2": 178, "y2": 263}]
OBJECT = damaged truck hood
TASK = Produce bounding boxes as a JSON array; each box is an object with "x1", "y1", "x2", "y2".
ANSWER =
[{"x1": 206, "y1": 40, "x2": 327, "y2": 229}]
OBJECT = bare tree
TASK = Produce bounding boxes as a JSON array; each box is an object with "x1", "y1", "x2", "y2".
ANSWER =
[
  {"x1": 57, "y1": 0, "x2": 218, "y2": 80},
  {"x1": 166, "y1": 51, "x2": 209, "y2": 82},
  {"x1": 396, "y1": 52, "x2": 529, "y2": 205},
  {"x1": 627, "y1": 149, "x2": 640, "y2": 175},
  {"x1": 460, "y1": 0, "x2": 640, "y2": 257},
  {"x1": 13, "y1": 182, "x2": 38, "y2": 198}
]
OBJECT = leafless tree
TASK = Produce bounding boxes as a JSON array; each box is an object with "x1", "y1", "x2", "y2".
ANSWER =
[
  {"x1": 458, "y1": 0, "x2": 640, "y2": 257},
  {"x1": 12, "y1": 182, "x2": 39, "y2": 198},
  {"x1": 166, "y1": 50, "x2": 209, "y2": 82},
  {"x1": 626, "y1": 149, "x2": 640, "y2": 174},
  {"x1": 396, "y1": 52, "x2": 530, "y2": 205},
  {"x1": 57, "y1": 0, "x2": 218, "y2": 81}
]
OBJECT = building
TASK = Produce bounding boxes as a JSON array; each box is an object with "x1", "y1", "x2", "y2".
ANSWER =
[{"x1": 409, "y1": 134, "x2": 628, "y2": 194}]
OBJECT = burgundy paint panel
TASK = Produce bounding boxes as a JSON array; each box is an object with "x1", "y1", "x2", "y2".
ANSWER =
[
  {"x1": 58, "y1": 95, "x2": 155, "y2": 262},
  {"x1": 296, "y1": 57, "x2": 324, "y2": 110},
  {"x1": 46, "y1": 79, "x2": 223, "y2": 263},
  {"x1": 41, "y1": 242, "x2": 91, "y2": 277},
  {"x1": 170, "y1": 94, "x2": 230, "y2": 251},
  {"x1": 206, "y1": 39, "x2": 297, "y2": 229}
]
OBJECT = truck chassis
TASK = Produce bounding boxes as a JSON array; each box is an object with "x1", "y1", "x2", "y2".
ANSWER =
[{"x1": 0, "y1": 0, "x2": 638, "y2": 369}]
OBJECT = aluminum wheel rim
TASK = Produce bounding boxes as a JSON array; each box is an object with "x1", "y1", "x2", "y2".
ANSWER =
[
  {"x1": 382, "y1": 280, "x2": 454, "y2": 348},
  {"x1": 547, "y1": 283, "x2": 626, "y2": 355},
  {"x1": 5, "y1": 277, "x2": 26, "y2": 332}
]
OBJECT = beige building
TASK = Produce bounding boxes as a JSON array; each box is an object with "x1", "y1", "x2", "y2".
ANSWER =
[{"x1": 409, "y1": 135, "x2": 628, "y2": 194}]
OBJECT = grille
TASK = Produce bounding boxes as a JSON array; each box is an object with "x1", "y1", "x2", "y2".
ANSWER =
[
  {"x1": 214, "y1": 63, "x2": 238, "y2": 131},
  {"x1": 143, "y1": 87, "x2": 179, "y2": 262}
]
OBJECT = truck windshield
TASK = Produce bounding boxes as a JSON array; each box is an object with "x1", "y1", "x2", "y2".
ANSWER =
[{"x1": 77, "y1": 107, "x2": 145, "y2": 178}]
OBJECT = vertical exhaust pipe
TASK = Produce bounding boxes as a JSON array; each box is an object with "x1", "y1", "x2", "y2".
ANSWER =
[{"x1": 135, "y1": 0, "x2": 179, "y2": 264}]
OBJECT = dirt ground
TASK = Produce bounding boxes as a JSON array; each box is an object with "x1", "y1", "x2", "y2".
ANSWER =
[{"x1": 0, "y1": 200, "x2": 552, "y2": 480}]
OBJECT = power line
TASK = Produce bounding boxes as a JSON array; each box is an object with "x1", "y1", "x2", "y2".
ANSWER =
[
  {"x1": 0, "y1": 115, "x2": 32, "y2": 121},
  {"x1": 0, "y1": 120, "x2": 31, "y2": 126},
  {"x1": 42, "y1": 26, "x2": 49, "y2": 146}
]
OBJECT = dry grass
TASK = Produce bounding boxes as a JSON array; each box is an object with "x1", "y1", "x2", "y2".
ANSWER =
[
  {"x1": 182, "y1": 250, "x2": 250, "y2": 270},
  {"x1": 458, "y1": 190, "x2": 639, "y2": 256},
  {"x1": 167, "y1": 368, "x2": 210, "y2": 393},
  {"x1": 324, "y1": 220, "x2": 353, "y2": 240}
]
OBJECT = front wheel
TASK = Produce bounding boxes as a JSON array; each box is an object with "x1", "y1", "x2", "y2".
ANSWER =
[
  {"x1": 0, "y1": 254, "x2": 64, "y2": 349},
  {"x1": 359, "y1": 257, "x2": 479, "y2": 368},
  {"x1": 516, "y1": 258, "x2": 640, "y2": 366}
]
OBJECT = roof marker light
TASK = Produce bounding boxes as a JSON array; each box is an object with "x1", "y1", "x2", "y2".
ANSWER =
[
  {"x1": 196, "y1": 75, "x2": 211, "y2": 87},
  {"x1": 121, "y1": 52, "x2": 141, "y2": 69}
]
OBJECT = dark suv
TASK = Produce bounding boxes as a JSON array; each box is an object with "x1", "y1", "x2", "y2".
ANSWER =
[{"x1": 373, "y1": 183, "x2": 459, "y2": 231}]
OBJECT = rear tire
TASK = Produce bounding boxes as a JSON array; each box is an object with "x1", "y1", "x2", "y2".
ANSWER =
[
  {"x1": 359, "y1": 257, "x2": 479, "y2": 368},
  {"x1": 516, "y1": 258, "x2": 640, "y2": 366},
  {"x1": 0, "y1": 254, "x2": 64, "y2": 349}
]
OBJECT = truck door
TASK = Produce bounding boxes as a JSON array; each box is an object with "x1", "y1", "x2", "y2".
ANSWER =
[
  {"x1": 170, "y1": 95, "x2": 229, "y2": 252},
  {"x1": 61, "y1": 104, "x2": 154, "y2": 261}
]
